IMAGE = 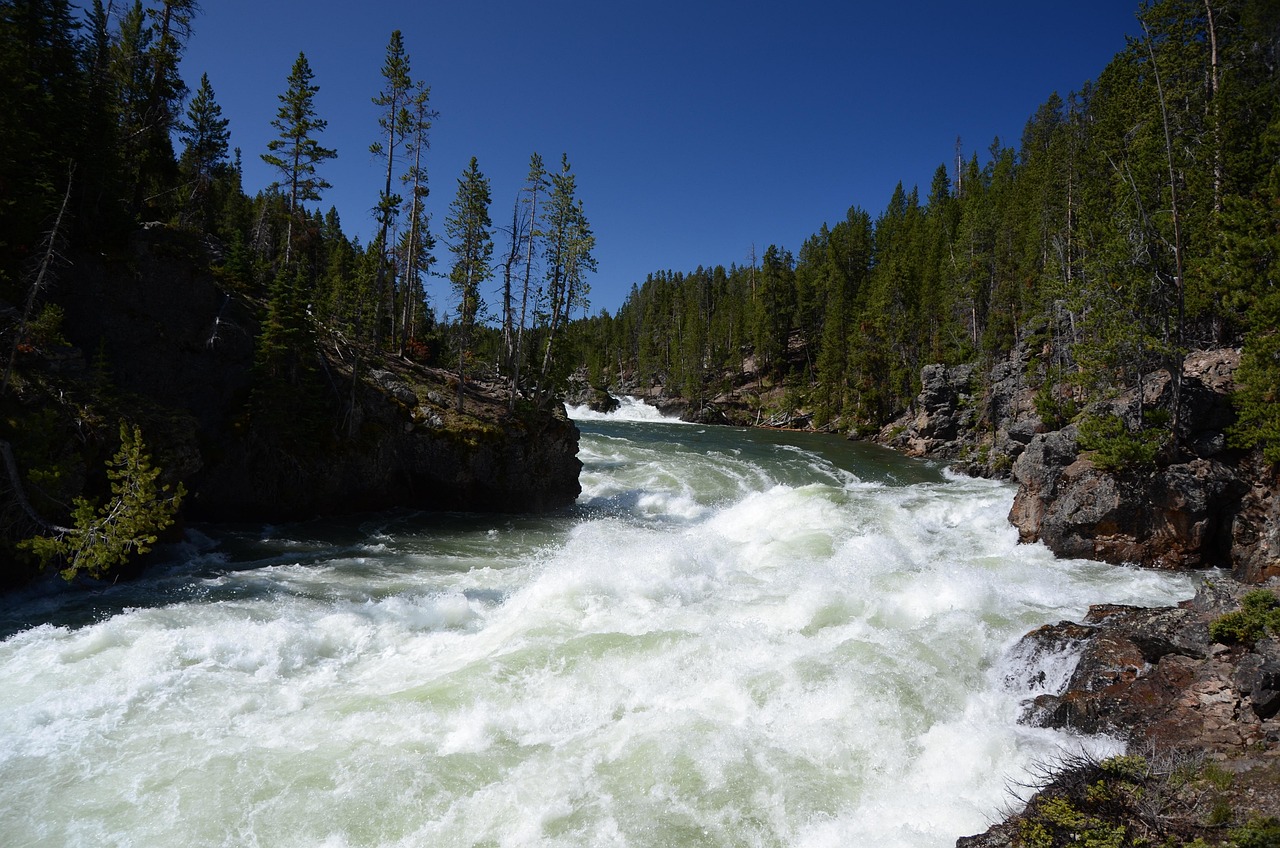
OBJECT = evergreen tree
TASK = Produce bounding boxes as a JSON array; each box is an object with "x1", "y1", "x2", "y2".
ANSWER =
[
  {"x1": 369, "y1": 30, "x2": 415, "y2": 346},
  {"x1": 21, "y1": 422, "x2": 185, "y2": 581},
  {"x1": 177, "y1": 71, "x2": 229, "y2": 229},
  {"x1": 395, "y1": 79, "x2": 436, "y2": 352},
  {"x1": 445, "y1": 156, "x2": 493, "y2": 410},
  {"x1": 0, "y1": 0, "x2": 84, "y2": 282},
  {"x1": 261, "y1": 52, "x2": 336, "y2": 265},
  {"x1": 537, "y1": 154, "x2": 595, "y2": 397},
  {"x1": 512, "y1": 153, "x2": 549, "y2": 399},
  {"x1": 131, "y1": 0, "x2": 197, "y2": 215}
]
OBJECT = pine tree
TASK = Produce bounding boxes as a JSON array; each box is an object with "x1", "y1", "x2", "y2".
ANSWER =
[
  {"x1": 177, "y1": 72, "x2": 229, "y2": 229},
  {"x1": 445, "y1": 156, "x2": 493, "y2": 410},
  {"x1": 20, "y1": 422, "x2": 185, "y2": 581},
  {"x1": 537, "y1": 154, "x2": 595, "y2": 397},
  {"x1": 0, "y1": 0, "x2": 84, "y2": 279},
  {"x1": 131, "y1": 0, "x2": 199, "y2": 216},
  {"x1": 261, "y1": 52, "x2": 336, "y2": 265},
  {"x1": 395, "y1": 80, "x2": 436, "y2": 352},
  {"x1": 513, "y1": 153, "x2": 549, "y2": 400},
  {"x1": 370, "y1": 30, "x2": 415, "y2": 346}
]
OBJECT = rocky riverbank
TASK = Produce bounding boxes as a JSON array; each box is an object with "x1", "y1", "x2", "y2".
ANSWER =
[
  {"x1": 958, "y1": 578, "x2": 1280, "y2": 847},
  {"x1": 1, "y1": 226, "x2": 581, "y2": 587},
  {"x1": 575, "y1": 347, "x2": 1280, "y2": 845}
]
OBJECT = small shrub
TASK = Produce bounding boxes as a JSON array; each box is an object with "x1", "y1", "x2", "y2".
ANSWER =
[
  {"x1": 1207, "y1": 799, "x2": 1233, "y2": 827},
  {"x1": 1230, "y1": 817, "x2": 1280, "y2": 848},
  {"x1": 1035, "y1": 381, "x2": 1079, "y2": 430},
  {"x1": 1100, "y1": 755, "x2": 1149, "y2": 782},
  {"x1": 26, "y1": 302, "x2": 67, "y2": 349},
  {"x1": 1077, "y1": 413, "x2": 1165, "y2": 472},
  {"x1": 1209, "y1": 590, "x2": 1280, "y2": 646}
]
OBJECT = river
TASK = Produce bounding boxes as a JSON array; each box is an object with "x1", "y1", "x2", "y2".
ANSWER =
[{"x1": 0, "y1": 400, "x2": 1194, "y2": 847}]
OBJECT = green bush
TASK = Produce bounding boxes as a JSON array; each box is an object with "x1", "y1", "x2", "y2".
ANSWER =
[
  {"x1": 1208, "y1": 590, "x2": 1280, "y2": 647},
  {"x1": 1229, "y1": 817, "x2": 1280, "y2": 848},
  {"x1": 1035, "y1": 381, "x2": 1079, "y2": 430},
  {"x1": 1077, "y1": 412, "x2": 1167, "y2": 472}
]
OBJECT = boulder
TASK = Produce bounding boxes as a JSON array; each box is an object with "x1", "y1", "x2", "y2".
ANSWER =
[{"x1": 1010, "y1": 450, "x2": 1242, "y2": 569}]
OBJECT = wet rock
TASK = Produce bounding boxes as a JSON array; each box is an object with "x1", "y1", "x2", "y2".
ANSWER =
[{"x1": 1020, "y1": 579, "x2": 1280, "y2": 750}]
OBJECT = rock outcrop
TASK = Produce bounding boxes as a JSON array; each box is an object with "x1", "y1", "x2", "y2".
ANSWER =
[
  {"x1": 1006, "y1": 350, "x2": 1279, "y2": 580},
  {"x1": 879, "y1": 343, "x2": 1279, "y2": 582},
  {"x1": 958, "y1": 579, "x2": 1280, "y2": 846},
  {"x1": 50, "y1": 226, "x2": 582, "y2": 523}
]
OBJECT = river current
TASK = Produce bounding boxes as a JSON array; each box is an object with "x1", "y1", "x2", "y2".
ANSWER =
[{"x1": 0, "y1": 400, "x2": 1193, "y2": 847}]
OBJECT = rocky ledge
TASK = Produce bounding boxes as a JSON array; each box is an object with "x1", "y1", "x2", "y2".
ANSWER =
[
  {"x1": 48, "y1": 226, "x2": 582, "y2": 524},
  {"x1": 879, "y1": 346, "x2": 1279, "y2": 585},
  {"x1": 958, "y1": 578, "x2": 1280, "y2": 846}
]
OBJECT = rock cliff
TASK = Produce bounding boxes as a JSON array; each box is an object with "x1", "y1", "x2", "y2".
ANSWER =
[
  {"x1": 879, "y1": 346, "x2": 1279, "y2": 584},
  {"x1": 9, "y1": 226, "x2": 581, "y2": 542}
]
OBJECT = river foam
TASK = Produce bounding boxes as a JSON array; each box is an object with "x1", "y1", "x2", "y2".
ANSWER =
[{"x1": 0, "y1": 419, "x2": 1192, "y2": 847}]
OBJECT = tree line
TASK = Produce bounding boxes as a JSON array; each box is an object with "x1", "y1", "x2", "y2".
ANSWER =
[
  {"x1": 568, "y1": 0, "x2": 1280, "y2": 462},
  {"x1": 0, "y1": 0, "x2": 597, "y2": 580},
  {"x1": 0, "y1": 1, "x2": 596, "y2": 418}
]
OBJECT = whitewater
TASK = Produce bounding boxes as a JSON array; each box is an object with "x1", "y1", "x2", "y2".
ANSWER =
[{"x1": 0, "y1": 402, "x2": 1194, "y2": 847}]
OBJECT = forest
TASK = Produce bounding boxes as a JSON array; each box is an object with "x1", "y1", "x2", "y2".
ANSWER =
[
  {"x1": 0, "y1": 0, "x2": 593, "y2": 580},
  {"x1": 562, "y1": 0, "x2": 1280, "y2": 465},
  {"x1": 0, "y1": 0, "x2": 596, "y2": 395}
]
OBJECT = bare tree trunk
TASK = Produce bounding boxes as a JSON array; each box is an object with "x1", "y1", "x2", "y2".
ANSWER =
[
  {"x1": 1204, "y1": 0, "x2": 1222, "y2": 214},
  {"x1": 501, "y1": 195, "x2": 522, "y2": 383},
  {"x1": 4, "y1": 165, "x2": 74, "y2": 395},
  {"x1": 0, "y1": 440, "x2": 76, "y2": 534},
  {"x1": 513, "y1": 183, "x2": 541, "y2": 408},
  {"x1": 1144, "y1": 21, "x2": 1187, "y2": 445}
]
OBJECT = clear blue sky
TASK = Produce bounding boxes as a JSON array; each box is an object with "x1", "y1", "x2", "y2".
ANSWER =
[{"x1": 178, "y1": 0, "x2": 1143, "y2": 316}]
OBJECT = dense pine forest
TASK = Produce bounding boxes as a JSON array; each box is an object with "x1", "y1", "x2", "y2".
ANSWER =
[
  {"x1": 0, "y1": 0, "x2": 592, "y2": 582},
  {"x1": 565, "y1": 0, "x2": 1279, "y2": 462}
]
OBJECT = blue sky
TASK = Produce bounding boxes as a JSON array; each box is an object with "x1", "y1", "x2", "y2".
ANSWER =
[{"x1": 178, "y1": 1, "x2": 1143, "y2": 315}]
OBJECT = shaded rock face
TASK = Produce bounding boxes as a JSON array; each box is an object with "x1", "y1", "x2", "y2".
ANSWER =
[
  {"x1": 1231, "y1": 459, "x2": 1280, "y2": 584},
  {"x1": 1009, "y1": 440, "x2": 1245, "y2": 570},
  {"x1": 59, "y1": 228, "x2": 582, "y2": 523},
  {"x1": 192, "y1": 386, "x2": 582, "y2": 521},
  {"x1": 877, "y1": 343, "x2": 1042, "y2": 477},
  {"x1": 898, "y1": 363, "x2": 978, "y2": 457}
]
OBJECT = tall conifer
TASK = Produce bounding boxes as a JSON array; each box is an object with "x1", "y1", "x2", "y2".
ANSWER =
[{"x1": 261, "y1": 52, "x2": 336, "y2": 265}]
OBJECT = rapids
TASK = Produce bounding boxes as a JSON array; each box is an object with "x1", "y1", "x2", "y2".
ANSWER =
[{"x1": 0, "y1": 402, "x2": 1194, "y2": 847}]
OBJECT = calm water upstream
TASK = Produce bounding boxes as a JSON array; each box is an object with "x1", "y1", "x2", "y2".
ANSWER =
[{"x1": 0, "y1": 400, "x2": 1194, "y2": 847}]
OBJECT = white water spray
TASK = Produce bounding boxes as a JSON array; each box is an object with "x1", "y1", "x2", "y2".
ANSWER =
[{"x1": 0, "y1": 418, "x2": 1192, "y2": 847}]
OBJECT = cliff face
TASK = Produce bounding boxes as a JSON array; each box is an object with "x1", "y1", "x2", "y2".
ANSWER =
[
  {"x1": 191, "y1": 365, "x2": 582, "y2": 521},
  {"x1": 44, "y1": 226, "x2": 581, "y2": 525},
  {"x1": 878, "y1": 347, "x2": 1280, "y2": 584}
]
